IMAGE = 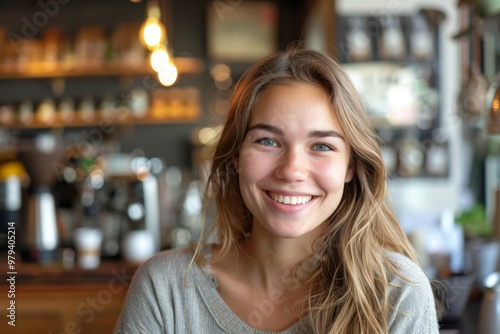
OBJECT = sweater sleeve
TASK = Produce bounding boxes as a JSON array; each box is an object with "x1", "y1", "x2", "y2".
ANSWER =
[
  {"x1": 386, "y1": 252, "x2": 440, "y2": 334},
  {"x1": 113, "y1": 254, "x2": 169, "y2": 334}
]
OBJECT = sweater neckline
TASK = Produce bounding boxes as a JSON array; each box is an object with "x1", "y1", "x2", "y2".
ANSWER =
[{"x1": 192, "y1": 245, "x2": 305, "y2": 334}]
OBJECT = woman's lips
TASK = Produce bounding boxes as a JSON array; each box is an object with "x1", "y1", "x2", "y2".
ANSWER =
[{"x1": 267, "y1": 191, "x2": 313, "y2": 205}]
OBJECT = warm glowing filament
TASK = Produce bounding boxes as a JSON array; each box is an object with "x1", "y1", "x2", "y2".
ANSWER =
[
  {"x1": 157, "y1": 62, "x2": 178, "y2": 86},
  {"x1": 150, "y1": 47, "x2": 170, "y2": 72},
  {"x1": 142, "y1": 18, "x2": 164, "y2": 49}
]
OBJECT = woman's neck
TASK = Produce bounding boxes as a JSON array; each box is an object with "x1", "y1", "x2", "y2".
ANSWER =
[{"x1": 238, "y1": 224, "x2": 318, "y2": 293}]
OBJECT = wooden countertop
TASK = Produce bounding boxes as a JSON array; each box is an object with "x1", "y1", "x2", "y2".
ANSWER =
[{"x1": 1, "y1": 260, "x2": 139, "y2": 285}]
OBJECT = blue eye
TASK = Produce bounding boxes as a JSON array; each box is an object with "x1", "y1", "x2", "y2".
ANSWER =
[
  {"x1": 313, "y1": 143, "x2": 333, "y2": 151},
  {"x1": 257, "y1": 138, "x2": 277, "y2": 146}
]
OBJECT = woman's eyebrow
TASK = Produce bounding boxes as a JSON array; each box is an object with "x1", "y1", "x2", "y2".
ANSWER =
[
  {"x1": 248, "y1": 124, "x2": 345, "y2": 142},
  {"x1": 308, "y1": 130, "x2": 345, "y2": 142},
  {"x1": 247, "y1": 123, "x2": 283, "y2": 135}
]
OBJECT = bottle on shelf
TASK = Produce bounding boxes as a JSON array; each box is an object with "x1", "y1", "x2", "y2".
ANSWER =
[
  {"x1": 0, "y1": 104, "x2": 14, "y2": 126},
  {"x1": 36, "y1": 98, "x2": 57, "y2": 125},
  {"x1": 379, "y1": 16, "x2": 406, "y2": 61},
  {"x1": 59, "y1": 97, "x2": 75, "y2": 124},
  {"x1": 397, "y1": 129, "x2": 425, "y2": 178},
  {"x1": 99, "y1": 94, "x2": 117, "y2": 120},
  {"x1": 18, "y1": 100, "x2": 34, "y2": 125},
  {"x1": 425, "y1": 137, "x2": 449, "y2": 177},
  {"x1": 345, "y1": 16, "x2": 373, "y2": 62},
  {"x1": 409, "y1": 14, "x2": 434, "y2": 61},
  {"x1": 79, "y1": 97, "x2": 96, "y2": 123}
]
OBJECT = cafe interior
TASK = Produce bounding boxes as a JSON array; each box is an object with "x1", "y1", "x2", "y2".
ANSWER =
[{"x1": 0, "y1": 0, "x2": 500, "y2": 333}]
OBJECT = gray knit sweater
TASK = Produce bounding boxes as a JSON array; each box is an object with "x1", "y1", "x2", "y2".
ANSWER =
[{"x1": 114, "y1": 247, "x2": 440, "y2": 333}]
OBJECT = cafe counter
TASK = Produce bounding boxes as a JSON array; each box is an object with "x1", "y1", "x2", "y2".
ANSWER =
[{"x1": 0, "y1": 261, "x2": 138, "y2": 334}]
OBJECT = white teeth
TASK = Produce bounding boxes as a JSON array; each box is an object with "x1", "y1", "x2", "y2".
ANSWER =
[{"x1": 269, "y1": 192, "x2": 312, "y2": 205}]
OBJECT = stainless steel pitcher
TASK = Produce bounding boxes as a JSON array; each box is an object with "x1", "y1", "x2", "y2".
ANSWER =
[
  {"x1": 17, "y1": 133, "x2": 65, "y2": 262},
  {"x1": 479, "y1": 272, "x2": 500, "y2": 334}
]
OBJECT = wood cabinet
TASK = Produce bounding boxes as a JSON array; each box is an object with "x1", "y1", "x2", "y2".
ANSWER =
[{"x1": 0, "y1": 261, "x2": 137, "y2": 334}]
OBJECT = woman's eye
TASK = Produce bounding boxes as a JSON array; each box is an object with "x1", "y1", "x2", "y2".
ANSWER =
[
  {"x1": 257, "y1": 138, "x2": 277, "y2": 147},
  {"x1": 313, "y1": 143, "x2": 334, "y2": 151}
]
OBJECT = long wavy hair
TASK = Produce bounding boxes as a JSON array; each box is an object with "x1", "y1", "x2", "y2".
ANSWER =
[{"x1": 194, "y1": 47, "x2": 420, "y2": 333}]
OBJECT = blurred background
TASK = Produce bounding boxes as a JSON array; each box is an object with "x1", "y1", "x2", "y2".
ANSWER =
[{"x1": 0, "y1": 0, "x2": 500, "y2": 333}]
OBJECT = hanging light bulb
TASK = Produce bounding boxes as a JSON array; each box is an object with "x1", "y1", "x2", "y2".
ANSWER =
[
  {"x1": 149, "y1": 45, "x2": 170, "y2": 72},
  {"x1": 157, "y1": 61, "x2": 178, "y2": 86},
  {"x1": 139, "y1": 1, "x2": 166, "y2": 50}
]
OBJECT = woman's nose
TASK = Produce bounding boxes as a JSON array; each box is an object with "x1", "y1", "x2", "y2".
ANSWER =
[{"x1": 274, "y1": 148, "x2": 308, "y2": 182}]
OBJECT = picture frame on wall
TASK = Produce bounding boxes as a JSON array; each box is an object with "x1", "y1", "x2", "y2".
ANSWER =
[{"x1": 206, "y1": 1, "x2": 278, "y2": 62}]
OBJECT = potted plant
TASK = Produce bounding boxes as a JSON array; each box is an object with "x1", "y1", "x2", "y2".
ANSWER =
[{"x1": 456, "y1": 204, "x2": 499, "y2": 288}]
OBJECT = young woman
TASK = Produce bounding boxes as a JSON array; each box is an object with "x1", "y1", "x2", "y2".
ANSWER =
[{"x1": 114, "y1": 48, "x2": 440, "y2": 334}]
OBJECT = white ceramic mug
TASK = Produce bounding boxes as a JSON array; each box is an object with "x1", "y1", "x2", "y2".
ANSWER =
[
  {"x1": 122, "y1": 230, "x2": 155, "y2": 264},
  {"x1": 74, "y1": 227, "x2": 103, "y2": 269}
]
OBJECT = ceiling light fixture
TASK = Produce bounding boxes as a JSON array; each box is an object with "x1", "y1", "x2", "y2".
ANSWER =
[{"x1": 139, "y1": 0, "x2": 177, "y2": 86}]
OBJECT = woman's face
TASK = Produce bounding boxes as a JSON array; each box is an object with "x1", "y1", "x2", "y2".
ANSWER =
[{"x1": 233, "y1": 83, "x2": 353, "y2": 240}]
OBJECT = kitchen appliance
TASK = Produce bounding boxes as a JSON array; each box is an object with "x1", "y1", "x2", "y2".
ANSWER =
[
  {"x1": 479, "y1": 271, "x2": 500, "y2": 334},
  {"x1": 95, "y1": 153, "x2": 163, "y2": 257},
  {"x1": 17, "y1": 133, "x2": 65, "y2": 262}
]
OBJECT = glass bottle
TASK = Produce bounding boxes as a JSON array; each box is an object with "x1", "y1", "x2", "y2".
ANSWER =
[
  {"x1": 397, "y1": 129, "x2": 424, "y2": 178},
  {"x1": 409, "y1": 14, "x2": 434, "y2": 61},
  {"x1": 379, "y1": 16, "x2": 405, "y2": 61},
  {"x1": 425, "y1": 138, "x2": 448, "y2": 177},
  {"x1": 346, "y1": 16, "x2": 372, "y2": 62}
]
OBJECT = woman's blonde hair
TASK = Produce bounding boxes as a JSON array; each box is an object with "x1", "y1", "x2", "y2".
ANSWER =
[{"x1": 194, "y1": 47, "x2": 420, "y2": 333}]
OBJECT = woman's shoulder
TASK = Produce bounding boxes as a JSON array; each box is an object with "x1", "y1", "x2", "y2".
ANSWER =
[
  {"x1": 146, "y1": 245, "x2": 194, "y2": 266},
  {"x1": 384, "y1": 253, "x2": 440, "y2": 332},
  {"x1": 133, "y1": 245, "x2": 196, "y2": 281},
  {"x1": 384, "y1": 251, "x2": 436, "y2": 308},
  {"x1": 385, "y1": 251, "x2": 429, "y2": 284}
]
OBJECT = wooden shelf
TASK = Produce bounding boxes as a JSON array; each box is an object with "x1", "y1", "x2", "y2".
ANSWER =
[
  {"x1": 3, "y1": 112, "x2": 200, "y2": 130},
  {"x1": 0, "y1": 57, "x2": 204, "y2": 79}
]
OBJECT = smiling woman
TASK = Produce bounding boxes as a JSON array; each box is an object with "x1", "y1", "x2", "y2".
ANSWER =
[
  {"x1": 233, "y1": 83, "x2": 351, "y2": 241},
  {"x1": 114, "y1": 48, "x2": 440, "y2": 334}
]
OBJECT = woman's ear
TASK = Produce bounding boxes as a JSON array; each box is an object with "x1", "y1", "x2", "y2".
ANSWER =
[{"x1": 345, "y1": 168, "x2": 354, "y2": 183}]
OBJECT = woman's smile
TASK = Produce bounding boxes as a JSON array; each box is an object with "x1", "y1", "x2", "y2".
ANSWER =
[{"x1": 267, "y1": 191, "x2": 313, "y2": 205}]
